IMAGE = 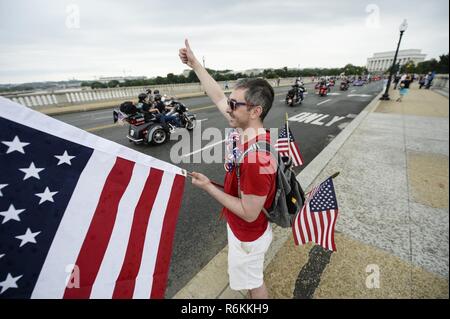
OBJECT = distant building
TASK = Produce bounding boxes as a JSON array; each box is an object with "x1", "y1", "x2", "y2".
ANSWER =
[
  {"x1": 367, "y1": 49, "x2": 427, "y2": 73},
  {"x1": 98, "y1": 76, "x2": 147, "y2": 84},
  {"x1": 234, "y1": 68, "x2": 266, "y2": 76},
  {"x1": 182, "y1": 69, "x2": 191, "y2": 77}
]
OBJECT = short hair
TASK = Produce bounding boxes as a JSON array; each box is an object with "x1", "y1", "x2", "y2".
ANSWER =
[{"x1": 233, "y1": 78, "x2": 274, "y2": 121}]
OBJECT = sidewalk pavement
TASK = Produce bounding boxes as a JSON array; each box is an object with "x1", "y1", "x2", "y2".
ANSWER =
[{"x1": 174, "y1": 85, "x2": 449, "y2": 299}]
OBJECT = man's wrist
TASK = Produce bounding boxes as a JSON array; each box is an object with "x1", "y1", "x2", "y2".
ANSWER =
[
  {"x1": 203, "y1": 181, "x2": 216, "y2": 193},
  {"x1": 191, "y1": 60, "x2": 202, "y2": 71}
]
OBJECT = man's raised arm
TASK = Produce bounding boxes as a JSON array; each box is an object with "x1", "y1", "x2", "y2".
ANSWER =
[{"x1": 179, "y1": 39, "x2": 231, "y2": 121}]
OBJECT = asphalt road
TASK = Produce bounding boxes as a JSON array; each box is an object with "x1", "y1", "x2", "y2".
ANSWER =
[{"x1": 53, "y1": 80, "x2": 384, "y2": 297}]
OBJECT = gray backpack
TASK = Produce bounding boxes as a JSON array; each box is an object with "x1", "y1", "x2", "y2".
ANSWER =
[{"x1": 236, "y1": 141, "x2": 305, "y2": 228}]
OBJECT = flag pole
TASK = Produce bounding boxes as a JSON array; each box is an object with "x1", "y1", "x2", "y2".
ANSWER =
[
  {"x1": 331, "y1": 171, "x2": 340, "y2": 179},
  {"x1": 285, "y1": 112, "x2": 291, "y2": 160},
  {"x1": 186, "y1": 171, "x2": 224, "y2": 188}
]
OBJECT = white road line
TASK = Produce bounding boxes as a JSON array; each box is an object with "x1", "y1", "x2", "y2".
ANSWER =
[
  {"x1": 317, "y1": 99, "x2": 331, "y2": 106},
  {"x1": 181, "y1": 139, "x2": 226, "y2": 158},
  {"x1": 95, "y1": 115, "x2": 114, "y2": 120},
  {"x1": 347, "y1": 94, "x2": 372, "y2": 97}
]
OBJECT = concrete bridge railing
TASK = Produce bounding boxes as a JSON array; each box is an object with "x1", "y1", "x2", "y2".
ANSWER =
[
  {"x1": 1, "y1": 77, "x2": 303, "y2": 111},
  {"x1": 433, "y1": 74, "x2": 449, "y2": 90}
]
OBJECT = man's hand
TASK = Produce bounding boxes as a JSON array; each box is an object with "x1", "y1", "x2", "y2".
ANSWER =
[
  {"x1": 179, "y1": 39, "x2": 200, "y2": 69},
  {"x1": 178, "y1": 39, "x2": 229, "y2": 121},
  {"x1": 190, "y1": 172, "x2": 211, "y2": 190}
]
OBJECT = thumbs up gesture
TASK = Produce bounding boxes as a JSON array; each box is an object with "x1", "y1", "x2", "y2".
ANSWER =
[{"x1": 179, "y1": 39, "x2": 200, "y2": 69}]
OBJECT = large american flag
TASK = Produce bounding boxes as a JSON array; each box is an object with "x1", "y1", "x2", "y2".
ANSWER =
[
  {"x1": 0, "y1": 97, "x2": 185, "y2": 299},
  {"x1": 292, "y1": 177, "x2": 338, "y2": 251},
  {"x1": 274, "y1": 126, "x2": 304, "y2": 167}
]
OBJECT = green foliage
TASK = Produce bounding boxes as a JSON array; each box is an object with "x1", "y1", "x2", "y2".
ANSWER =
[
  {"x1": 107, "y1": 80, "x2": 120, "y2": 88},
  {"x1": 416, "y1": 53, "x2": 449, "y2": 74},
  {"x1": 90, "y1": 81, "x2": 107, "y2": 89}
]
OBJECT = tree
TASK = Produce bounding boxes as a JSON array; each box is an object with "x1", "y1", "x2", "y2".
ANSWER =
[
  {"x1": 91, "y1": 81, "x2": 107, "y2": 89},
  {"x1": 187, "y1": 70, "x2": 199, "y2": 83},
  {"x1": 107, "y1": 80, "x2": 120, "y2": 88},
  {"x1": 400, "y1": 60, "x2": 416, "y2": 74},
  {"x1": 416, "y1": 58, "x2": 439, "y2": 74},
  {"x1": 438, "y1": 53, "x2": 449, "y2": 73}
]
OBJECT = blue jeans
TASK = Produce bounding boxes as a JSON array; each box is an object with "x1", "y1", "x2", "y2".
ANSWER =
[{"x1": 156, "y1": 114, "x2": 181, "y2": 127}]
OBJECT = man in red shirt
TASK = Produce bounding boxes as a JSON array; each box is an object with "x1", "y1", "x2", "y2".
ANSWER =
[{"x1": 179, "y1": 39, "x2": 276, "y2": 299}]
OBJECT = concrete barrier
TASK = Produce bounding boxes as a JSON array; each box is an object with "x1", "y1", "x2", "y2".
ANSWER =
[
  {"x1": 433, "y1": 74, "x2": 449, "y2": 90},
  {"x1": 2, "y1": 77, "x2": 306, "y2": 111}
]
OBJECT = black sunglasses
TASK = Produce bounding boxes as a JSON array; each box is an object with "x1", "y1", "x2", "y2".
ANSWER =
[{"x1": 227, "y1": 98, "x2": 257, "y2": 111}]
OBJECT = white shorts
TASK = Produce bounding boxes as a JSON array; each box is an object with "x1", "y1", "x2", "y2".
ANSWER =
[{"x1": 227, "y1": 223, "x2": 273, "y2": 291}]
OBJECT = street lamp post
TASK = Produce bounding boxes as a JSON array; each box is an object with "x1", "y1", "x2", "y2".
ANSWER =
[{"x1": 380, "y1": 19, "x2": 408, "y2": 100}]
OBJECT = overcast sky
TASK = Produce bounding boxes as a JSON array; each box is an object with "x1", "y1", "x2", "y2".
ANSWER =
[{"x1": 0, "y1": 0, "x2": 448, "y2": 84}]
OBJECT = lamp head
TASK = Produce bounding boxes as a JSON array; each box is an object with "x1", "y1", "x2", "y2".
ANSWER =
[{"x1": 400, "y1": 19, "x2": 408, "y2": 32}]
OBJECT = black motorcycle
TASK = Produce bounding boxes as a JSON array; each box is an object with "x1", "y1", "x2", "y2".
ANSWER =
[
  {"x1": 113, "y1": 100, "x2": 196, "y2": 145},
  {"x1": 285, "y1": 85, "x2": 305, "y2": 106},
  {"x1": 340, "y1": 81, "x2": 349, "y2": 91}
]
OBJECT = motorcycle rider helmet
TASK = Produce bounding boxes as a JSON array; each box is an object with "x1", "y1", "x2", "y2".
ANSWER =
[
  {"x1": 138, "y1": 93, "x2": 147, "y2": 101},
  {"x1": 154, "y1": 94, "x2": 162, "y2": 101},
  {"x1": 153, "y1": 89, "x2": 160, "y2": 95},
  {"x1": 146, "y1": 89, "x2": 152, "y2": 94}
]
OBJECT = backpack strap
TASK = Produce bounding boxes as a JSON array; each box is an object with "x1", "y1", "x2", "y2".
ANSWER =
[{"x1": 235, "y1": 140, "x2": 279, "y2": 219}]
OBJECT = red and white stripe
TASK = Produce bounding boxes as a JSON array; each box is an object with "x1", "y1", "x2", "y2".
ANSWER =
[
  {"x1": 31, "y1": 150, "x2": 185, "y2": 299},
  {"x1": 275, "y1": 138, "x2": 304, "y2": 167},
  {"x1": 292, "y1": 200, "x2": 338, "y2": 251}
]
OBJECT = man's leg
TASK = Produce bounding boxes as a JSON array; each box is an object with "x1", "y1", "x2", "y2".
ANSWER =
[{"x1": 249, "y1": 282, "x2": 269, "y2": 299}]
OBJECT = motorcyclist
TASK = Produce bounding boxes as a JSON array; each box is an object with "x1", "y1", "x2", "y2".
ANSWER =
[
  {"x1": 150, "y1": 94, "x2": 181, "y2": 131},
  {"x1": 341, "y1": 76, "x2": 350, "y2": 90},
  {"x1": 136, "y1": 93, "x2": 151, "y2": 112},
  {"x1": 292, "y1": 78, "x2": 305, "y2": 101},
  {"x1": 146, "y1": 89, "x2": 154, "y2": 104}
]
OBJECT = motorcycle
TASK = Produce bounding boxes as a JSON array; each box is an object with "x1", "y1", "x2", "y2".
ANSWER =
[
  {"x1": 113, "y1": 100, "x2": 196, "y2": 146},
  {"x1": 285, "y1": 85, "x2": 305, "y2": 106},
  {"x1": 340, "y1": 81, "x2": 349, "y2": 91},
  {"x1": 164, "y1": 99, "x2": 197, "y2": 131},
  {"x1": 318, "y1": 84, "x2": 328, "y2": 97}
]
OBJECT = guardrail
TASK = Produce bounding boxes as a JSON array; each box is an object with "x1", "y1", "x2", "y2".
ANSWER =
[
  {"x1": 1, "y1": 77, "x2": 303, "y2": 111},
  {"x1": 432, "y1": 74, "x2": 449, "y2": 90}
]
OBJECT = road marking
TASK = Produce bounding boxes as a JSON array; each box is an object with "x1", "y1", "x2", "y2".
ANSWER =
[
  {"x1": 317, "y1": 99, "x2": 331, "y2": 106},
  {"x1": 86, "y1": 124, "x2": 117, "y2": 132},
  {"x1": 180, "y1": 139, "x2": 226, "y2": 158},
  {"x1": 190, "y1": 105, "x2": 215, "y2": 111},
  {"x1": 289, "y1": 112, "x2": 347, "y2": 127},
  {"x1": 327, "y1": 93, "x2": 341, "y2": 96},
  {"x1": 347, "y1": 94, "x2": 372, "y2": 97},
  {"x1": 351, "y1": 90, "x2": 356, "y2": 93}
]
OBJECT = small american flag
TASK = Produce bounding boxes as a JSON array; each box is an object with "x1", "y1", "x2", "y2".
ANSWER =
[
  {"x1": 0, "y1": 97, "x2": 185, "y2": 299},
  {"x1": 292, "y1": 177, "x2": 339, "y2": 251},
  {"x1": 274, "y1": 126, "x2": 304, "y2": 167}
]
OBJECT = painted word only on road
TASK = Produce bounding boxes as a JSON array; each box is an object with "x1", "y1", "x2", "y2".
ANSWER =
[{"x1": 289, "y1": 112, "x2": 348, "y2": 126}]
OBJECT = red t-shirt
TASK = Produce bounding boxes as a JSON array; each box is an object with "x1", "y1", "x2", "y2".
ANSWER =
[{"x1": 222, "y1": 131, "x2": 276, "y2": 242}]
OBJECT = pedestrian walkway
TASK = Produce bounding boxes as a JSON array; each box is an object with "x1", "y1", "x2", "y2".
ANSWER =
[
  {"x1": 265, "y1": 85, "x2": 449, "y2": 298},
  {"x1": 174, "y1": 85, "x2": 449, "y2": 299}
]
